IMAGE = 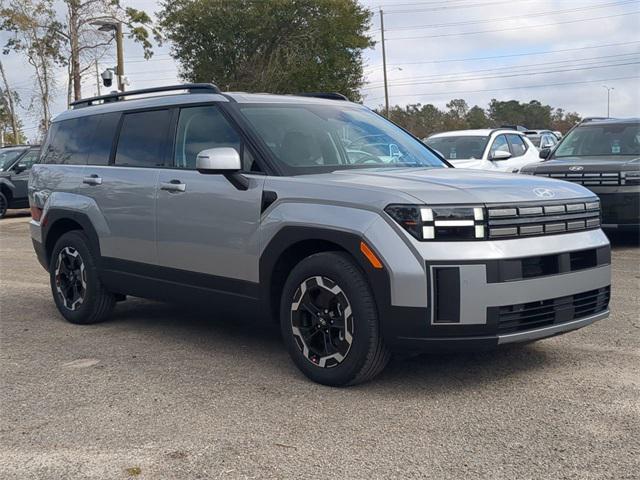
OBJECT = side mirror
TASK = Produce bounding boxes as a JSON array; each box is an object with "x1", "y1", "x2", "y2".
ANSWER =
[
  {"x1": 539, "y1": 148, "x2": 551, "y2": 160},
  {"x1": 491, "y1": 150, "x2": 512, "y2": 161},
  {"x1": 13, "y1": 163, "x2": 27, "y2": 174},
  {"x1": 196, "y1": 147, "x2": 248, "y2": 190}
]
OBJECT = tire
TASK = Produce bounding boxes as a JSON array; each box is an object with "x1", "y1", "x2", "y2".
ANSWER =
[
  {"x1": 0, "y1": 192, "x2": 8, "y2": 218},
  {"x1": 49, "y1": 230, "x2": 115, "y2": 324},
  {"x1": 280, "y1": 251, "x2": 390, "y2": 386}
]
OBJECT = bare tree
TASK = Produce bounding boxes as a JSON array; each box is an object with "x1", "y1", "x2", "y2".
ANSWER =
[{"x1": 0, "y1": 59, "x2": 20, "y2": 142}]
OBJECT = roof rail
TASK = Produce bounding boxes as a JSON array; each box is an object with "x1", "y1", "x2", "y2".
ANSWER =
[
  {"x1": 295, "y1": 92, "x2": 349, "y2": 101},
  {"x1": 581, "y1": 116, "x2": 610, "y2": 123},
  {"x1": 70, "y1": 83, "x2": 222, "y2": 109}
]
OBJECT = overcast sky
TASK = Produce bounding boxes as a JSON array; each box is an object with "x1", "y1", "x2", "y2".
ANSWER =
[{"x1": 2, "y1": 0, "x2": 639, "y2": 141}]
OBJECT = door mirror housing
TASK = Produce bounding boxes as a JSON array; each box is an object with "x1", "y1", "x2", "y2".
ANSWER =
[
  {"x1": 490, "y1": 150, "x2": 512, "y2": 161},
  {"x1": 539, "y1": 148, "x2": 551, "y2": 160},
  {"x1": 196, "y1": 147, "x2": 248, "y2": 191},
  {"x1": 196, "y1": 147, "x2": 241, "y2": 173},
  {"x1": 13, "y1": 163, "x2": 27, "y2": 174}
]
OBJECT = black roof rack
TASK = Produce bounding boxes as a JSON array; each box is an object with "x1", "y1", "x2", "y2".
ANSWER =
[
  {"x1": 70, "y1": 83, "x2": 222, "y2": 109},
  {"x1": 295, "y1": 92, "x2": 349, "y2": 101}
]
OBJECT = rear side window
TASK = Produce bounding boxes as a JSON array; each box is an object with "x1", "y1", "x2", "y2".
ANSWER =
[
  {"x1": 115, "y1": 109, "x2": 172, "y2": 167},
  {"x1": 490, "y1": 135, "x2": 509, "y2": 157},
  {"x1": 45, "y1": 116, "x2": 103, "y2": 165},
  {"x1": 506, "y1": 134, "x2": 527, "y2": 157},
  {"x1": 87, "y1": 113, "x2": 120, "y2": 166}
]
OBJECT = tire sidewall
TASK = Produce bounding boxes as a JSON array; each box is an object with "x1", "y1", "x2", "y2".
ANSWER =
[
  {"x1": 49, "y1": 231, "x2": 103, "y2": 324},
  {"x1": 0, "y1": 192, "x2": 7, "y2": 218},
  {"x1": 280, "y1": 253, "x2": 379, "y2": 386}
]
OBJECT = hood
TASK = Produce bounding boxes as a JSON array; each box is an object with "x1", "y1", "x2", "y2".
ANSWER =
[
  {"x1": 523, "y1": 156, "x2": 640, "y2": 173},
  {"x1": 303, "y1": 167, "x2": 594, "y2": 204}
]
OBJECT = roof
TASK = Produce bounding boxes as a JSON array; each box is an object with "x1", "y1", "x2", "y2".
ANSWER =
[
  {"x1": 428, "y1": 128, "x2": 525, "y2": 138},
  {"x1": 56, "y1": 84, "x2": 359, "y2": 123},
  {"x1": 580, "y1": 117, "x2": 640, "y2": 126}
]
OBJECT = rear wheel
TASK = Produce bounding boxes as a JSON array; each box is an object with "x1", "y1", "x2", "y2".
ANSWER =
[
  {"x1": 280, "y1": 252, "x2": 390, "y2": 386},
  {"x1": 49, "y1": 231, "x2": 115, "y2": 324},
  {"x1": 0, "y1": 192, "x2": 8, "y2": 218}
]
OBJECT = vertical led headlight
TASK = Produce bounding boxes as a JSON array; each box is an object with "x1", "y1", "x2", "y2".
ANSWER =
[{"x1": 385, "y1": 205, "x2": 486, "y2": 241}]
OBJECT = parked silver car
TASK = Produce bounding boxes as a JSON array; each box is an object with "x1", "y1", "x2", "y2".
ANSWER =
[{"x1": 29, "y1": 84, "x2": 611, "y2": 385}]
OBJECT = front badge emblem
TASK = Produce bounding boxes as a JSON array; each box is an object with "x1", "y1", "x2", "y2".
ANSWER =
[
  {"x1": 569, "y1": 166, "x2": 584, "y2": 171},
  {"x1": 533, "y1": 187, "x2": 555, "y2": 199}
]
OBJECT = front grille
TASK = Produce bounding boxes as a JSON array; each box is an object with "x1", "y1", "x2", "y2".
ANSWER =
[
  {"x1": 534, "y1": 172, "x2": 622, "y2": 186},
  {"x1": 486, "y1": 199, "x2": 601, "y2": 239},
  {"x1": 492, "y1": 286, "x2": 610, "y2": 335}
]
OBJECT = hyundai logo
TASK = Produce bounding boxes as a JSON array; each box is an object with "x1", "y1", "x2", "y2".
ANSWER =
[
  {"x1": 569, "y1": 166, "x2": 584, "y2": 171},
  {"x1": 533, "y1": 187, "x2": 555, "y2": 199}
]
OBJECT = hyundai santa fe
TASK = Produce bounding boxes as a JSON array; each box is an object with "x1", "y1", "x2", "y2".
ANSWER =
[{"x1": 29, "y1": 84, "x2": 611, "y2": 386}]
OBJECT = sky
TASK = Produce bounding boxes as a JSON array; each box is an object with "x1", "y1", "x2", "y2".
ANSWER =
[{"x1": 2, "y1": 0, "x2": 639, "y2": 141}]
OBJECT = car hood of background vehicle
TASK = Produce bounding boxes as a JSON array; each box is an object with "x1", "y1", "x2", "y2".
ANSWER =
[
  {"x1": 305, "y1": 167, "x2": 594, "y2": 204},
  {"x1": 523, "y1": 156, "x2": 640, "y2": 173}
]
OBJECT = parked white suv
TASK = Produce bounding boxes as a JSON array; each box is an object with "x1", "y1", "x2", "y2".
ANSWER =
[{"x1": 425, "y1": 129, "x2": 541, "y2": 173}]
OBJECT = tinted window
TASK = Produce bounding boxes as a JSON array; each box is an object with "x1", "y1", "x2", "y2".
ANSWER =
[
  {"x1": 426, "y1": 136, "x2": 488, "y2": 160},
  {"x1": 46, "y1": 116, "x2": 103, "y2": 165},
  {"x1": 17, "y1": 150, "x2": 41, "y2": 169},
  {"x1": 115, "y1": 110, "x2": 171, "y2": 167},
  {"x1": 555, "y1": 123, "x2": 640, "y2": 157},
  {"x1": 87, "y1": 113, "x2": 120, "y2": 166},
  {"x1": 490, "y1": 135, "x2": 509, "y2": 157},
  {"x1": 0, "y1": 148, "x2": 26, "y2": 171},
  {"x1": 506, "y1": 134, "x2": 527, "y2": 157}
]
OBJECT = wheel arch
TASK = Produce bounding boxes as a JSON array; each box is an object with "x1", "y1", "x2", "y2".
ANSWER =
[
  {"x1": 43, "y1": 209, "x2": 102, "y2": 269},
  {"x1": 0, "y1": 178, "x2": 14, "y2": 203},
  {"x1": 260, "y1": 226, "x2": 391, "y2": 324}
]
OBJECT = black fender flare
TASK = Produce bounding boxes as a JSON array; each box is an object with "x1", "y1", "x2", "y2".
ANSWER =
[
  {"x1": 259, "y1": 226, "x2": 393, "y2": 331},
  {"x1": 0, "y1": 177, "x2": 16, "y2": 195}
]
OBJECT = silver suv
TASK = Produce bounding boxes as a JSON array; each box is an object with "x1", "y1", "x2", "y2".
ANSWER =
[{"x1": 29, "y1": 84, "x2": 611, "y2": 386}]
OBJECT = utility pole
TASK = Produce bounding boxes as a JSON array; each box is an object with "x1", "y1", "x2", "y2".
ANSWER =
[
  {"x1": 602, "y1": 85, "x2": 614, "y2": 118},
  {"x1": 0, "y1": 60, "x2": 19, "y2": 144},
  {"x1": 380, "y1": 8, "x2": 389, "y2": 117},
  {"x1": 115, "y1": 22, "x2": 125, "y2": 92},
  {"x1": 94, "y1": 59, "x2": 101, "y2": 96}
]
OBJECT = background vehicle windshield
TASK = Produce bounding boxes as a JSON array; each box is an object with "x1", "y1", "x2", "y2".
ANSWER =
[
  {"x1": 425, "y1": 136, "x2": 488, "y2": 160},
  {"x1": 239, "y1": 104, "x2": 445, "y2": 175},
  {"x1": 554, "y1": 122, "x2": 640, "y2": 157},
  {"x1": 0, "y1": 148, "x2": 25, "y2": 171}
]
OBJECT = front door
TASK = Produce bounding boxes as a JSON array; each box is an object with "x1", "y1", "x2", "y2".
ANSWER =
[
  {"x1": 156, "y1": 104, "x2": 265, "y2": 288},
  {"x1": 11, "y1": 149, "x2": 40, "y2": 203}
]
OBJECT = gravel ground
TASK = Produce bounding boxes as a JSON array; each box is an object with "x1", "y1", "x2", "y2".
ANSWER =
[{"x1": 1, "y1": 210, "x2": 639, "y2": 480}]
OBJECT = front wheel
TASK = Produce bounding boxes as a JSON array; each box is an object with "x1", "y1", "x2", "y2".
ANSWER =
[{"x1": 280, "y1": 252, "x2": 390, "y2": 386}]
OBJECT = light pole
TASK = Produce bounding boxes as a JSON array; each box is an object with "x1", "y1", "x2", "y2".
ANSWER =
[
  {"x1": 602, "y1": 85, "x2": 614, "y2": 118},
  {"x1": 92, "y1": 20, "x2": 125, "y2": 92}
]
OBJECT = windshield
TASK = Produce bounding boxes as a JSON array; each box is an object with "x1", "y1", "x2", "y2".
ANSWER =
[
  {"x1": 0, "y1": 148, "x2": 26, "y2": 171},
  {"x1": 425, "y1": 136, "x2": 488, "y2": 161},
  {"x1": 238, "y1": 104, "x2": 446, "y2": 175},
  {"x1": 554, "y1": 122, "x2": 640, "y2": 158}
]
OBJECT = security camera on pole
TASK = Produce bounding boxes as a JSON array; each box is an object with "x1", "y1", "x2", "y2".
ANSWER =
[{"x1": 91, "y1": 20, "x2": 126, "y2": 92}]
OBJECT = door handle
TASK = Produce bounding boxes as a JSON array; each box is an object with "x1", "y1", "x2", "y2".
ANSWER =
[
  {"x1": 160, "y1": 179, "x2": 186, "y2": 192},
  {"x1": 83, "y1": 174, "x2": 102, "y2": 185}
]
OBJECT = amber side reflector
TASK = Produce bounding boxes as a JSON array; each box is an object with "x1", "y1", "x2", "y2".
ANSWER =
[
  {"x1": 360, "y1": 241, "x2": 383, "y2": 269},
  {"x1": 30, "y1": 206, "x2": 42, "y2": 222}
]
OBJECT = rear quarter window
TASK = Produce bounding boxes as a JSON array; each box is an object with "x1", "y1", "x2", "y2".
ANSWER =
[{"x1": 44, "y1": 114, "x2": 115, "y2": 165}]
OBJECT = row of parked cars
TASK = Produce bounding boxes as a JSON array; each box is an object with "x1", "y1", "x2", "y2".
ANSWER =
[
  {"x1": 1, "y1": 84, "x2": 636, "y2": 385},
  {"x1": 424, "y1": 118, "x2": 639, "y2": 230}
]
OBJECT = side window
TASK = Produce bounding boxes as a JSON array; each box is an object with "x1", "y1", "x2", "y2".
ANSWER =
[
  {"x1": 115, "y1": 110, "x2": 171, "y2": 167},
  {"x1": 17, "y1": 150, "x2": 40, "y2": 169},
  {"x1": 489, "y1": 135, "x2": 509, "y2": 157},
  {"x1": 46, "y1": 116, "x2": 102, "y2": 165},
  {"x1": 506, "y1": 134, "x2": 527, "y2": 157},
  {"x1": 173, "y1": 105, "x2": 260, "y2": 172},
  {"x1": 87, "y1": 113, "x2": 120, "y2": 166}
]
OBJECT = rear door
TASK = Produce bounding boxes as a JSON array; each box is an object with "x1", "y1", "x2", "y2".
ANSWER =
[
  {"x1": 81, "y1": 109, "x2": 171, "y2": 265},
  {"x1": 156, "y1": 104, "x2": 265, "y2": 288}
]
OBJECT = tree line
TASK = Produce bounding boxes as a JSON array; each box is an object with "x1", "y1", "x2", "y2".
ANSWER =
[
  {"x1": 385, "y1": 99, "x2": 582, "y2": 139},
  {"x1": 1, "y1": 0, "x2": 582, "y2": 144}
]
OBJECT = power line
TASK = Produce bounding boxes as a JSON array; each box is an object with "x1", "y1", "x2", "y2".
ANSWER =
[
  {"x1": 380, "y1": 0, "x2": 535, "y2": 15},
  {"x1": 363, "y1": 60, "x2": 640, "y2": 89},
  {"x1": 364, "y1": 75, "x2": 639, "y2": 102},
  {"x1": 387, "y1": 11, "x2": 639, "y2": 40},
  {"x1": 386, "y1": 0, "x2": 638, "y2": 32},
  {"x1": 365, "y1": 52, "x2": 640, "y2": 87}
]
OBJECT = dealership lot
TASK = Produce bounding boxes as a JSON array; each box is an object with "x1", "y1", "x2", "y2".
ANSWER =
[{"x1": 1, "y1": 211, "x2": 638, "y2": 479}]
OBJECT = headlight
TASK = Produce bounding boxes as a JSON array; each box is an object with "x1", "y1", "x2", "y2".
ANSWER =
[
  {"x1": 622, "y1": 171, "x2": 640, "y2": 185},
  {"x1": 385, "y1": 205, "x2": 486, "y2": 241}
]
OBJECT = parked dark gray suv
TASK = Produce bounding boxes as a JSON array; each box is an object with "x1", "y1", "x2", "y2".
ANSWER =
[
  {"x1": 0, "y1": 145, "x2": 40, "y2": 218},
  {"x1": 29, "y1": 84, "x2": 611, "y2": 385}
]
